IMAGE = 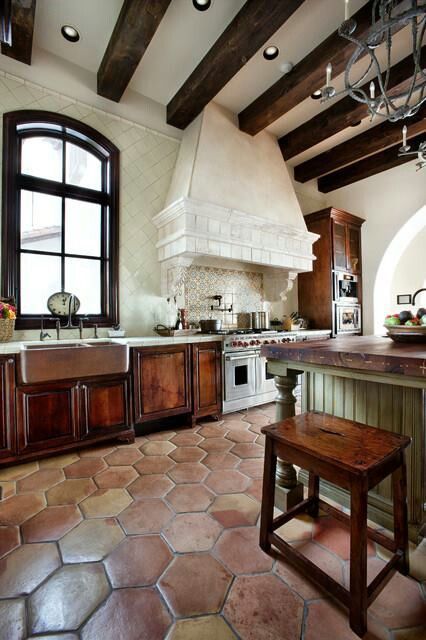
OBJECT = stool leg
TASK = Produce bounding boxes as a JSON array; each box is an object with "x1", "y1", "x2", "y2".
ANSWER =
[
  {"x1": 392, "y1": 450, "x2": 409, "y2": 575},
  {"x1": 260, "y1": 436, "x2": 277, "y2": 554},
  {"x1": 307, "y1": 473, "x2": 319, "y2": 517},
  {"x1": 350, "y1": 479, "x2": 368, "y2": 637}
]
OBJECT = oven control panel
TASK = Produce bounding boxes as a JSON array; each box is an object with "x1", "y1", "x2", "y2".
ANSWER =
[{"x1": 224, "y1": 333, "x2": 297, "y2": 351}]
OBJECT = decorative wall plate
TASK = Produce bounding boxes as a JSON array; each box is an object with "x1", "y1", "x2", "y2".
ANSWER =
[{"x1": 47, "y1": 291, "x2": 80, "y2": 317}]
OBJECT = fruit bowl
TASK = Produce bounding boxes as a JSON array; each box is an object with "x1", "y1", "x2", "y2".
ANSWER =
[{"x1": 384, "y1": 325, "x2": 426, "y2": 343}]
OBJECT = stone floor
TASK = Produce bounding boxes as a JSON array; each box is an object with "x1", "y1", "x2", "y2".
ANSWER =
[{"x1": 0, "y1": 403, "x2": 425, "y2": 640}]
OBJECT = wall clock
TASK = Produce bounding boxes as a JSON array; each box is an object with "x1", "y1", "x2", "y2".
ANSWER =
[{"x1": 47, "y1": 291, "x2": 80, "y2": 317}]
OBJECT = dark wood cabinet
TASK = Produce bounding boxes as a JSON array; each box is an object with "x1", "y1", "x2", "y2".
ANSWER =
[
  {"x1": 133, "y1": 344, "x2": 191, "y2": 423},
  {"x1": 298, "y1": 208, "x2": 365, "y2": 332},
  {"x1": 192, "y1": 341, "x2": 222, "y2": 421},
  {"x1": 0, "y1": 357, "x2": 16, "y2": 460},
  {"x1": 80, "y1": 376, "x2": 131, "y2": 439}
]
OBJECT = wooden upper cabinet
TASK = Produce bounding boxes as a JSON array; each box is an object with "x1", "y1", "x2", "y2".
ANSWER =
[
  {"x1": 332, "y1": 220, "x2": 348, "y2": 271},
  {"x1": 0, "y1": 357, "x2": 16, "y2": 460},
  {"x1": 133, "y1": 344, "x2": 191, "y2": 423},
  {"x1": 347, "y1": 224, "x2": 362, "y2": 274},
  {"x1": 331, "y1": 213, "x2": 363, "y2": 274},
  {"x1": 80, "y1": 376, "x2": 131, "y2": 439},
  {"x1": 192, "y1": 342, "x2": 222, "y2": 420}
]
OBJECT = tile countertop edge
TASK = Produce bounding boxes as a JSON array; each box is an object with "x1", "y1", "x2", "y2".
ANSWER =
[{"x1": 0, "y1": 329, "x2": 332, "y2": 355}]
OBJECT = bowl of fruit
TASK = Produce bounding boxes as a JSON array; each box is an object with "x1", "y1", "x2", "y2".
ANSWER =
[{"x1": 384, "y1": 308, "x2": 426, "y2": 343}]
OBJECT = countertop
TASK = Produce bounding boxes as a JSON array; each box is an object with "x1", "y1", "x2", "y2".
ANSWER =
[
  {"x1": 261, "y1": 336, "x2": 426, "y2": 379},
  {"x1": 0, "y1": 329, "x2": 332, "y2": 355}
]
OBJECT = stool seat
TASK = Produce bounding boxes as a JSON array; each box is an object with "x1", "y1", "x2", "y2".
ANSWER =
[{"x1": 260, "y1": 411, "x2": 411, "y2": 638}]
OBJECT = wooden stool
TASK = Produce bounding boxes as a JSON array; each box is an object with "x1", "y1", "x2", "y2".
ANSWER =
[{"x1": 260, "y1": 411, "x2": 411, "y2": 638}]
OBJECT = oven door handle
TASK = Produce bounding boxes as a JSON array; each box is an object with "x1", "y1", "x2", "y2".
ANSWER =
[{"x1": 225, "y1": 353, "x2": 258, "y2": 361}]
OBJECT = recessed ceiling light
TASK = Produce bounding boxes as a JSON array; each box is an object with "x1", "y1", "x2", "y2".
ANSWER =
[
  {"x1": 192, "y1": 0, "x2": 211, "y2": 11},
  {"x1": 61, "y1": 25, "x2": 80, "y2": 43},
  {"x1": 350, "y1": 120, "x2": 362, "y2": 127},
  {"x1": 263, "y1": 46, "x2": 279, "y2": 60},
  {"x1": 311, "y1": 90, "x2": 322, "y2": 100}
]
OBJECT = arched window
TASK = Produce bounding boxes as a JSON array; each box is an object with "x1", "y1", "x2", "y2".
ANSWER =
[{"x1": 1, "y1": 110, "x2": 119, "y2": 330}]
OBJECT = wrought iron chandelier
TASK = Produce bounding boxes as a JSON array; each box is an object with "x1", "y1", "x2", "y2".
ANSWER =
[{"x1": 398, "y1": 124, "x2": 426, "y2": 168}]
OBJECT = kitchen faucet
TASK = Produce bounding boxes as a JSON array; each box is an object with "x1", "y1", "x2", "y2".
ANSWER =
[{"x1": 412, "y1": 288, "x2": 426, "y2": 306}]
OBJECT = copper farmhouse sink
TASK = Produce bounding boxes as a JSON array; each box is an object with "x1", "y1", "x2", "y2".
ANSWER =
[{"x1": 19, "y1": 341, "x2": 129, "y2": 384}]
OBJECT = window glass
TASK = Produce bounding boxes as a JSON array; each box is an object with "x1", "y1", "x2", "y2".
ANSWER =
[
  {"x1": 20, "y1": 253, "x2": 62, "y2": 314},
  {"x1": 65, "y1": 199, "x2": 101, "y2": 257},
  {"x1": 65, "y1": 257, "x2": 101, "y2": 315},
  {"x1": 21, "y1": 136, "x2": 62, "y2": 182},
  {"x1": 20, "y1": 190, "x2": 62, "y2": 253},
  {"x1": 66, "y1": 142, "x2": 102, "y2": 191}
]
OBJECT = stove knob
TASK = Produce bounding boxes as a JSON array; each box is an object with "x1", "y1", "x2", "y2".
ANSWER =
[
  {"x1": 237, "y1": 341, "x2": 243, "y2": 347},
  {"x1": 249, "y1": 340, "x2": 255, "y2": 345},
  {"x1": 255, "y1": 339, "x2": 261, "y2": 345},
  {"x1": 281, "y1": 338, "x2": 286, "y2": 343},
  {"x1": 263, "y1": 340, "x2": 269, "y2": 345},
  {"x1": 242, "y1": 341, "x2": 248, "y2": 347},
  {"x1": 270, "y1": 339, "x2": 276, "y2": 344},
  {"x1": 231, "y1": 341, "x2": 238, "y2": 347}
]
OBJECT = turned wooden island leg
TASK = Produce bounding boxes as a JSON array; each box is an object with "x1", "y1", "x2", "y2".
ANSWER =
[{"x1": 273, "y1": 371, "x2": 304, "y2": 511}]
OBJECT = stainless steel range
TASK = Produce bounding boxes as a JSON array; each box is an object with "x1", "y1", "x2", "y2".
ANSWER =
[{"x1": 221, "y1": 330, "x2": 296, "y2": 413}]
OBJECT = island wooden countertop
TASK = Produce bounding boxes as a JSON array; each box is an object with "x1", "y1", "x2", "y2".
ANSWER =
[{"x1": 260, "y1": 336, "x2": 426, "y2": 380}]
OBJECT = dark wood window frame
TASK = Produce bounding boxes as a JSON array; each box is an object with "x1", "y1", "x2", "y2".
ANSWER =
[{"x1": 1, "y1": 110, "x2": 120, "y2": 330}]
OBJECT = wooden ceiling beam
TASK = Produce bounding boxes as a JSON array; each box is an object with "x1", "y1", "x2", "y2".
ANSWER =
[
  {"x1": 317, "y1": 132, "x2": 426, "y2": 193},
  {"x1": 294, "y1": 112, "x2": 426, "y2": 183},
  {"x1": 1, "y1": 0, "x2": 36, "y2": 65},
  {"x1": 97, "y1": 0, "x2": 172, "y2": 103},
  {"x1": 280, "y1": 46, "x2": 426, "y2": 160},
  {"x1": 238, "y1": 0, "x2": 375, "y2": 136},
  {"x1": 167, "y1": 0, "x2": 305, "y2": 130}
]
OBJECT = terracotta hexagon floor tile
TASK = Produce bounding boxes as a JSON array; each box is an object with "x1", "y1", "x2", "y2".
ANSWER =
[
  {"x1": 238, "y1": 458, "x2": 264, "y2": 478},
  {"x1": 214, "y1": 527, "x2": 273, "y2": 574},
  {"x1": 158, "y1": 554, "x2": 232, "y2": 617},
  {"x1": 276, "y1": 514, "x2": 314, "y2": 543},
  {"x1": 166, "y1": 483, "x2": 215, "y2": 513},
  {"x1": 28, "y1": 564, "x2": 110, "y2": 634},
  {"x1": 0, "y1": 461, "x2": 39, "y2": 481},
  {"x1": 0, "y1": 542, "x2": 60, "y2": 597},
  {"x1": 134, "y1": 455, "x2": 175, "y2": 475},
  {"x1": 79, "y1": 445, "x2": 115, "y2": 458},
  {"x1": 46, "y1": 478, "x2": 97, "y2": 506},
  {"x1": 168, "y1": 462, "x2": 209, "y2": 484},
  {"x1": 205, "y1": 469, "x2": 251, "y2": 494},
  {"x1": 104, "y1": 535, "x2": 173, "y2": 587},
  {"x1": 79, "y1": 488, "x2": 132, "y2": 518},
  {"x1": 313, "y1": 516, "x2": 375, "y2": 560},
  {"x1": 163, "y1": 512, "x2": 223, "y2": 552},
  {"x1": 59, "y1": 518, "x2": 125, "y2": 563},
  {"x1": 225, "y1": 429, "x2": 257, "y2": 444},
  {"x1": 140, "y1": 441, "x2": 175, "y2": 456},
  {"x1": 203, "y1": 452, "x2": 240, "y2": 470},
  {"x1": 223, "y1": 419, "x2": 251, "y2": 432},
  {"x1": 145, "y1": 430, "x2": 177, "y2": 441},
  {"x1": 255, "y1": 434, "x2": 265, "y2": 446},
  {"x1": 21, "y1": 505, "x2": 82, "y2": 543},
  {"x1": 248, "y1": 422, "x2": 263, "y2": 435},
  {"x1": 246, "y1": 478, "x2": 263, "y2": 502},
  {"x1": 290, "y1": 540, "x2": 345, "y2": 585},
  {"x1": 244, "y1": 413, "x2": 271, "y2": 426},
  {"x1": 0, "y1": 525, "x2": 20, "y2": 558},
  {"x1": 16, "y1": 469, "x2": 64, "y2": 493},
  {"x1": 171, "y1": 432, "x2": 203, "y2": 447},
  {"x1": 81, "y1": 587, "x2": 172, "y2": 640},
  {"x1": 200, "y1": 438, "x2": 232, "y2": 453},
  {"x1": 39, "y1": 453, "x2": 80, "y2": 469},
  {"x1": 224, "y1": 574, "x2": 304, "y2": 640},
  {"x1": 127, "y1": 474, "x2": 174, "y2": 499},
  {"x1": 95, "y1": 466, "x2": 138, "y2": 489},
  {"x1": 274, "y1": 556, "x2": 327, "y2": 601},
  {"x1": 0, "y1": 598, "x2": 26, "y2": 640},
  {"x1": 64, "y1": 458, "x2": 107, "y2": 479},
  {"x1": 393, "y1": 627, "x2": 426, "y2": 640},
  {"x1": 0, "y1": 480, "x2": 16, "y2": 499},
  {"x1": 104, "y1": 448, "x2": 142, "y2": 466},
  {"x1": 208, "y1": 493, "x2": 260, "y2": 527},
  {"x1": 169, "y1": 446, "x2": 206, "y2": 463},
  {"x1": 0, "y1": 493, "x2": 46, "y2": 525},
  {"x1": 168, "y1": 616, "x2": 237, "y2": 640},
  {"x1": 118, "y1": 498, "x2": 174, "y2": 534},
  {"x1": 303, "y1": 599, "x2": 382, "y2": 640},
  {"x1": 198, "y1": 425, "x2": 226, "y2": 438},
  {"x1": 231, "y1": 443, "x2": 264, "y2": 459}
]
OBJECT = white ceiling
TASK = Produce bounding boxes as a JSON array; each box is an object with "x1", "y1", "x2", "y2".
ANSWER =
[{"x1": 30, "y1": 0, "x2": 416, "y2": 166}]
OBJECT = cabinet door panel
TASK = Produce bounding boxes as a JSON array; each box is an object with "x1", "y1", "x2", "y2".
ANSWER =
[
  {"x1": 192, "y1": 342, "x2": 222, "y2": 418},
  {"x1": 347, "y1": 225, "x2": 361, "y2": 274},
  {"x1": 332, "y1": 220, "x2": 347, "y2": 271},
  {"x1": 80, "y1": 377, "x2": 130, "y2": 437},
  {"x1": 0, "y1": 358, "x2": 16, "y2": 460},
  {"x1": 133, "y1": 346, "x2": 191, "y2": 422},
  {"x1": 17, "y1": 384, "x2": 79, "y2": 453}
]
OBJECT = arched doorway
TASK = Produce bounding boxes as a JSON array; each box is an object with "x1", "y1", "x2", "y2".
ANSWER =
[{"x1": 374, "y1": 205, "x2": 426, "y2": 334}]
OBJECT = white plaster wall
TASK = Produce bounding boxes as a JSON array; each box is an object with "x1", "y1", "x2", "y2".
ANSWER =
[
  {"x1": 0, "y1": 71, "x2": 180, "y2": 339},
  {"x1": 390, "y1": 228, "x2": 426, "y2": 312}
]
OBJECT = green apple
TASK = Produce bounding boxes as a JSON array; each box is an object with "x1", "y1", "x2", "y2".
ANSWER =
[{"x1": 385, "y1": 316, "x2": 400, "y2": 326}]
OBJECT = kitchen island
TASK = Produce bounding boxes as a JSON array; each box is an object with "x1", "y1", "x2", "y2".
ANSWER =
[{"x1": 261, "y1": 336, "x2": 426, "y2": 541}]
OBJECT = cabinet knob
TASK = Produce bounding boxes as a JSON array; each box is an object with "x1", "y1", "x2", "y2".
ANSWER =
[{"x1": 7, "y1": 359, "x2": 14, "y2": 364}]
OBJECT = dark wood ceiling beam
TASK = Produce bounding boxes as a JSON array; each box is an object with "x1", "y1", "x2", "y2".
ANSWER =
[
  {"x1": 280, "y1": 46, "x2": 426, "y2": 160},
  {"x1": 294, "y1": 112, "x2": 426, "y2": 183},
  {"x1": 167, "y1": 0, "x2": 305, "y2": 130},
  {"x1": 238, "y1": 0, "x2": 375, "y2": 136},
  {"x1": 1, "y1": 0, "x2": 36, "y2": 65},
  {"x1": 317, "y1": 132, "x2": 426, "y2": 193},
  {"x1": 97, "y1": 0, "x2": 172, "y2": 103}
]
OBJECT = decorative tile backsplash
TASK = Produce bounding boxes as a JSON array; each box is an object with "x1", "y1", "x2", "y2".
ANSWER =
[{"x1": 184, "y1": 266, "x2": 264, "y2": 327}]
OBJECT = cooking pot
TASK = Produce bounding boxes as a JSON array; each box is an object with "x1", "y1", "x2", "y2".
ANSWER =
[
  {"x1": 250, "y1": 311, "x2": 270, "y2": 330},
  {"x1": 199, "y1": 318, "x2": 222, "y2": 332}
]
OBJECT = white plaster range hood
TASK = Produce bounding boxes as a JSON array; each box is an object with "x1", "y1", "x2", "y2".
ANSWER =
[{"x1": 153, "y1": 102, "x2": 319, "y2": 301}]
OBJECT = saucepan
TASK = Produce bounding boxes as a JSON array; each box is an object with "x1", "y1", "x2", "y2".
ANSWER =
[{"x1": 199, "y1": 319, "x2": 222, "y2": 332}]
